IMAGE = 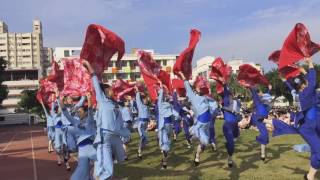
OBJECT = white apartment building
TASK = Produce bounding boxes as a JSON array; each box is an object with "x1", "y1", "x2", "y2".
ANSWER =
[
  {"x1": 0, "y1": 20, "x2": 52, "y2": 114},
  {"x1": 227, "y1": 57, "x2": 262, "y2": 74},
  {"x1": 193, "y1": 56, "x2": 263, "y2": 79},
  {"x1": 54, "y1": 47, "x2": 178, "y2": 82},
  {"x1": 192, "y1": 56, "x2": 215, "y2": 79}
]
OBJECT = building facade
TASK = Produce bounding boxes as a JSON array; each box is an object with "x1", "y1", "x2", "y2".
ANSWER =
[
  {"x1": 192, "y1": 56, "x2": 215, "y2": 79},
  {"x1": 192, "y1": 56, "x2": 263, "y2": 79},
  {"x1": 0, "y1": 20, "x2": 52, "y2": 114},
  {"x1": 54, "y1": 47, "x2": 178, "y2": 82}
]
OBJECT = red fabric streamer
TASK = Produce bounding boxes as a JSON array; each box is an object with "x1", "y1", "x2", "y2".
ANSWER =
[
  {"x1": 269, "y1": 50, "x2": 301, "y2": 79},
  {"x1": 158, "y1": 70, "x2": 172, "y2": 93},
  {"x1": 138, "y1": 51, "x2": 171, "y2": 102},
  {"x1": 209, "y1": 57, "x2": 232, "y2": 84},
  {"x1": 37, "y1": 78, "x2": 57, "y2": 106},
  {"x1": 279, "y1": 23, "x2": 320, "y2": 69},
  {"x1": 61, "y1": 58, "x2": 93, "y2": 97},
  {"x1": 112, "y1": 79, "x2": 136, "y2": 101},
  {"x1": 80, "y1": 24, "x2": 125, "y2": 79},
  {"x1": 237, "y1": 64, "x2": 269, "y2": 88},
  {"x1": 171, "y1": 79, "x2": 186, "y2": 97},
  {"x1": 47, "y1": 61, "x2": 64, "y2": 91},
  {"x1": 194, "y1": 75, "x2": 211, "y2": 95},
  {"x1": 61, "y1": 57, "x2": 97, "y2": 106},
  {"x1": 173, "y1": 29, "x2": 201, "y2": 80},
  {"x1": 215, "y1": 81, "x2": 224, "y2": 94},
  {"x1": 268, "y1": 50, "x2": 281, "y2": 65},
  {"x1": 138, "y1": 51, "x2": 161, "y2": 75},
  {"x1": 279, "y1": 65, "x2": 301, "y2": 80},
  {"x1": 140, "y1": 71, "x2": 159, "y2": 103}
]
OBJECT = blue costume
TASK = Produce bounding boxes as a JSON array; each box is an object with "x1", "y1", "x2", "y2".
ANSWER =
[
  {"x1": 42, "y1": 104, "x2": 55, "y2": 142},
  {"x1": 208, "y1": 97, "x2": 219, "y2": 146},
  {"x1": 157, "y1": 88, "x2": 174, "y2": 152},
  {"x1": 295, "y1": 69, "x2": 320, "y2": 169},
  {"x1": 222, "y1": 85, "x2": 240, "y2": 157},
  {"x1": 273, "y1": 69, "x2": 320, "y2": 169},
  {"x1": 172, "y1": 91, "x2": 192, "y2": 142},
  {"x1": 50, "y1": 102, "x2": 64, "y2": 152},
  {"x1": 120, "y1": 106, "x2": 133, "y2": 144},
  {"x1": 250, "y1": 87, "x2": 270, "y2": 145},
  {"x1": 91, "y1": 75, "x2": 130, "y2": 180},
  {"x1": 61, "y1": 105, "x2": 97, "y2": 180},
  {"x1": 136, "y1": 92, "x2": 150, "y2": 151},
  {"x1": 60, "y1": 96, "x2": 86, "y2": 153},
  {"x1": 184, "y1": 80, "x2": 211, "y2": 146}
]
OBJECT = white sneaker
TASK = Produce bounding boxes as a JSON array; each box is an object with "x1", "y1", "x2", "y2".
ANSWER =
[{"x1": 211, "y1": 143, "x2": 217, "y2": 151}]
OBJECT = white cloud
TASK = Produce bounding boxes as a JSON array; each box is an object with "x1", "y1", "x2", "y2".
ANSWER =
[{"x1": 194, "y1": 1, "x2": 320, "y2": 71}]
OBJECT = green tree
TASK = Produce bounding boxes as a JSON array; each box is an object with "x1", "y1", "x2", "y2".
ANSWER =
[
  {"x1": 0, "y1": 57, "x2": 8, "y2": 105},
  {"x1": 264, "y1": 69, "x2": 292, "y2": 103},
  {"x1": 16, "y1": 89, "x2": 45, "y2": 118}
]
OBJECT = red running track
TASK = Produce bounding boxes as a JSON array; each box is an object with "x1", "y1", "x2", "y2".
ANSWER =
[{"x1": 0, "y1": 125, "x2": 75, "y2": 180}]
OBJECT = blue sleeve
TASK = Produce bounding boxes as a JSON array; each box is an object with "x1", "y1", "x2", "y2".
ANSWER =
[
  {"x1": 306, "y1": 68, "x2": 316, "y2": 89},
  {"x1": 92, "y1": 75, "x2": 104, "y2": 103},
  {"x1": 42, "y1": 104, "x2": 49, "y2": 118},
  {"x1": 223, "y1": 85, "x2": 230, "y2": 107},
  {"x1": 74, "y1": 96, "x2": 86, "y2": 109},
  {"x1": 136, "y1": 92, "x2": 142, "y2": 109},
  {"x1": 157, "y1": 88, "x2": 163, "y2": 107},
  {"x1": 173, "y1": 91, "x2": 182, "y2": 112},
  {"x1": 250, "y1": 87, "x2": 260, "y2": 105},
  {"x1": 86, "y1": 108, "x2": 95, "y2": 129},
  {"x1": 50, "y1": 101, "x2": 57, "y2": 117},
  {"x1": 58, "y1": 101, "x2": 77, "y2": 125},
  {"x1": 284, "y1": 81, "x2": 294, "y2": 91},
  {"x1": 184, "y1": 80, "x2": 195, "y2": 99}
]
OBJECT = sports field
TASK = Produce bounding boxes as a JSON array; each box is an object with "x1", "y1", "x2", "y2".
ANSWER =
[{"x1": 0, "y1": 120, "x2": 319, "y2": 180}]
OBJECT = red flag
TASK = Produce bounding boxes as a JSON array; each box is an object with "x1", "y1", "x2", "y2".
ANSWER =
[
  {"x1": 138, "y1": 51, "x2": 161, "y2": 75},
  {"x1": 47, "y1": 61, "x2": 64, "y2": 91},
  {"x1": 173, "y1": 29, "x2": 201, "y2": 80},
  {"x1": 36, "y1": 89, "x2": 43, "y2": 103},
  {"x1": 138, "y1": 51, "x2": 171, "y2": 102},
  {"x1": 237, "y1": 64, "x2": 269, "y2": 88},
  {"x1": 194, "y1": 75, "x2": 211, "y2": 95},
  {"x1": 37, "y1": 78, "x2": 57, "y2": 106},
  {"x1": 268, "y1": 50, "x2": 281, "y2": 64},
  {"x1": 279, "y1": 65, "x2": 301, "y2": 80},
  {"x1": 269, "y1": 50, "x2": 301, "y2": 79},
  {"x1": 279, "y1": 23, "x2": 320, "y2": 69},
  {"x1": 209, "y1": 57, "x2": 232, "y2": 84},
  {"x1": 80, "y1": 24, "x2": 125, "y2": 79},
  {"x1": 172, "y1": 79, "x2": 186, "y2": 97},
  {"x1": 158, "y1": 70, "x2": 172, "y2": 93},
  {"x1": 112, "y1": 79, "x2": 136, "y2": 101},
  {"x1": 61, "y1": 58, "x2": 94, "y2": 97},
  {"x1": 141, "y1": 71, "x2": 159, "y2": 103},
  {"x1": 215, "y1": 81, "x2": 224, "y2": 94}
]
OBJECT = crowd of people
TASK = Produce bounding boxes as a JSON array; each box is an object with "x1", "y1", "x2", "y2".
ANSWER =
[
  {"x1": 38, "y1": 56, "x2": 320, "y2": 180},
  {"x1": 34, "y1": 22, "x2": 320, "y2": 180}
]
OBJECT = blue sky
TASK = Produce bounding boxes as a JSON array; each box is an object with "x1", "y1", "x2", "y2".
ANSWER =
[{"x1": 1, "y1": 0, "x2": 320, "y2": 71}]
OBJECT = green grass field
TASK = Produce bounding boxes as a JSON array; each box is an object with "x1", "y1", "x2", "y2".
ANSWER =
[{"x1": 114, "y1": 120, "x2": 319, "y2": 180}]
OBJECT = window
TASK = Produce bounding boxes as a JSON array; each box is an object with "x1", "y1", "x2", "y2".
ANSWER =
[
  {"x1": 108, "y1": 61, "x2": 113, "y2": 67},
  {"x1": 71, "y1": 50, "x2": 81, "y2": 56},
  {"x1": 121, "y1": 61, "x2": 127, "y2": 67},
  {"x1": 163, "y1": 60, "x2": 167, "y2": 66},
  {"x1": 122, "y1": 73, "x2": 128, "y2": 79},
  {"x1": 64, "y1": 50, "x2": 70, "y2": 57}
]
